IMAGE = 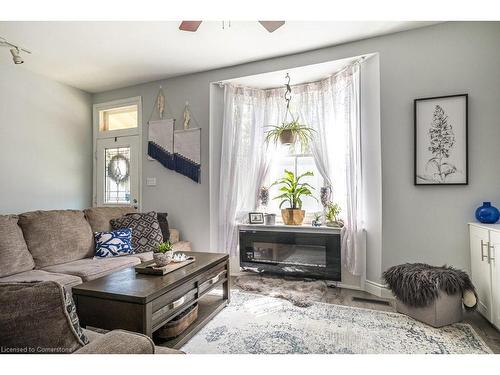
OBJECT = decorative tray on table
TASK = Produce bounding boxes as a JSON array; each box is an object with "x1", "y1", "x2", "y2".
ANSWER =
[{"x1": 135, "y1": 255, "x2": 195, "y2": 276}]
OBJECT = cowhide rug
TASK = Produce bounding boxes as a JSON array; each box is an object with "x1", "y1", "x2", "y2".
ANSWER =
[{"x1": 234, "y1": 273, "x2": 328, "y2": 307}]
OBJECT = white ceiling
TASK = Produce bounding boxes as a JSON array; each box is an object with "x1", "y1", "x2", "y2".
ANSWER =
[{"x1": 0, "y1": 21, "x2": 438, "y2": 93}]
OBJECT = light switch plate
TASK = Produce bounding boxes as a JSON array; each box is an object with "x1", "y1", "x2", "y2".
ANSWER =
[{"x1": 146, "y1": 177, "x2": 157, "y2": 186}]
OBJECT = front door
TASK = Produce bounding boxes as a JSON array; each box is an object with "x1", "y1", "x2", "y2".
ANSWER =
[{"x1": 95, "y1": 136, "x2": 140, "y2": 208}]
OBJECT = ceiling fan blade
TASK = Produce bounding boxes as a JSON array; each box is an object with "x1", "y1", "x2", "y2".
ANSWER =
[
  {"x1": 258, "y1": 21, "x2": 285, "y2": 33},
  {"x1": 179, "y1": 21, "x2": 202, "y2": 32}
]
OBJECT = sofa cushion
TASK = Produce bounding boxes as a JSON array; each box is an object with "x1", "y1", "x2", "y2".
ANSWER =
[
  {"x1": 94, "y1": 228, "x2": 134, "y2": 258},
  {"x1": 0, "y1": 270, "x2": 82, "y2": 289},
  {"x1": 81, "y1": 329, "x2": 183, "y2": 354},
  {"x1": 110, "y1": 211, "x2": 163, "y2": 253},
  {"x1": 42, "y1": 256, "x2": 141, "y2": 281},
  {"x1": 173, "y1": 241, "x2": 192, "y2": 252},
  {"x1": 0, "y1": 215, "x2": 35, "y2": 277},
  {"x1": 169, "y1": 228, "x2": 180, "y2": 244},
  {"x1": 18, "y1": 210, "x2": 94, "y2": 268},
  {"x1": 129, "y1": 251, "x2": 153, "y2": 262},
  {"x1": 84, "y1": 206, "x2": 137, "y2": 233},
  {"x1": 75, "y1": 330, "x2": 155, "y2": 354},
  {"x1": 0, "y1": 282, "x2": 88, "y2": 353}
]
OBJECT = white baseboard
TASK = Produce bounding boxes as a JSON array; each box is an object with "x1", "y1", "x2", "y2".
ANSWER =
[{"x1": 364, "y1": 279, "x2": 394, "y2": 299}]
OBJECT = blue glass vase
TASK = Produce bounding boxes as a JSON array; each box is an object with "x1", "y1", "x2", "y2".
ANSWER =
[{"x1": 475, "y1": 202, "x2": 500, "y2": 224}]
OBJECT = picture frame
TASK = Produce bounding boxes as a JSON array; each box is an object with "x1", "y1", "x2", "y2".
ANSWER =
[
  {"x1": 248, "y1": 212, "x2": 264, "y2": 224},
  {"x1": 414, "y1": 94, "x2": 468, "y2": 185}
]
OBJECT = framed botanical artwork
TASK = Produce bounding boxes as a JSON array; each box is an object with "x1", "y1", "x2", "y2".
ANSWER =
[
  {"x1": 248, "y1": 212, "x2": 264, "y2": 224},
  {"x1": 414, "y1": 94, "x2": 468, "y2": 185}
]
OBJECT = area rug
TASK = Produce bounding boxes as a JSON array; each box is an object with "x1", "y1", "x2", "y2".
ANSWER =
[
  {"x1": 234, "y1": 274, "x2": 328, "y2": 307},
  {"x1": 181, "y1": 291, "x2": 492, "y2": 354}
]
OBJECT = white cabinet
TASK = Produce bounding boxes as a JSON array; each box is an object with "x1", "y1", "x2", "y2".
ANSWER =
[
  {"x1": 489, "y1": 230, "x2": 500, "y2": 328},
  {"x1": 469, "y1": 223, "x2": 499, "y2": 329}
]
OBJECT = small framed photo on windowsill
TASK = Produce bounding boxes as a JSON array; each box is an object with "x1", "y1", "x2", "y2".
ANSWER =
[{"x1": 248, "y1": 212, "x2": 264, "y2": 224}]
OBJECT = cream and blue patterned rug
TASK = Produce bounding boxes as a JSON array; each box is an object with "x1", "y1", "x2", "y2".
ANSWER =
[{"x1": 181, "y1": 291, "x2": 492, "y2": 354}]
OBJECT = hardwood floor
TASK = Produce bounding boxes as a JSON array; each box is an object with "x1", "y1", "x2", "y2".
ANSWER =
[{"x1": 232, "y1": 277, "x2": 500, "y2": 353}]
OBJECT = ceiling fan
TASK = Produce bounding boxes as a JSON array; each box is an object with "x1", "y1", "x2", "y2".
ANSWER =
[{"x1": 179, "y1": 21, "x2": 285, "y2": 33}]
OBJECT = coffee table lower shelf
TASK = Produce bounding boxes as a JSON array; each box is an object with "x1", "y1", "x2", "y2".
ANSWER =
[{"x1": 156, "y1": 294, "x2": 227, "y2": 349}]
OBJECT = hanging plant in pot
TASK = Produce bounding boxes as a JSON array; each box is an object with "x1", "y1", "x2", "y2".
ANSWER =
[
  {"x1": 264, "y1": 73, "x2": 315, "y2": 149},
  {"x1": 271, "y1": 169, "x2": 316, "y2": 225},
  {"x1": 265, "y1": 120, "x2": 315, "y2": 149}
]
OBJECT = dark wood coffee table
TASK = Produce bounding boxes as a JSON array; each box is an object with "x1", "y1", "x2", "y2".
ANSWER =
[{"x1": 72, "y1": 252, "x2": 230, "y2": 349}]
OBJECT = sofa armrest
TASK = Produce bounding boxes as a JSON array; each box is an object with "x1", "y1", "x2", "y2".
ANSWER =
[
  {"x1": 74, "y1": 330, "x2": 155, "y2": 354},
  {"x1": 169, "y1": 229, "x2": 180, "y2": 244}
]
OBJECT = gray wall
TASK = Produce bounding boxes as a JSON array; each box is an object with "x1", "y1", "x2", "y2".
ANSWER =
[
  {"x1": 93, "y1": 22, "x2": 500, "y2": 283},
  {"x1": 360, "y1": 54, "x2": 382, "y2": 283},
  {"x1": 0, "y1": 63, "x2": 92, "y2": 214}
]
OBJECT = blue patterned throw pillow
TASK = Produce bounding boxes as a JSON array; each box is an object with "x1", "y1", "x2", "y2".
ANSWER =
[{"x1": 94, "y1": 228, "x2": 134, "y2": 258}]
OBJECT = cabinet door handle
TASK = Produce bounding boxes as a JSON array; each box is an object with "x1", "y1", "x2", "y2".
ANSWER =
[
  {"x1": 487, "y1": 243, "x2": 495, "y2": 263},
  {"x1": 480, "y1": 240, "x2": 489, "y2": 261}
]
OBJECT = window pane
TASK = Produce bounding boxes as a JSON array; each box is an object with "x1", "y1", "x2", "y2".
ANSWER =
[
  {"x1": 267, "y1": 156, "x2": 295, "y2": 214},
  {"x1": 296, "y1": 156, "x2": 323, "y2": 214},
  {"x1": 99, "y1": 105, "x2": 138, "y2": 131},
  {"x1": 104, "y1": 147, "x2": 131, "y2": 204},
  {"x1": 265, "y1": 154, "x2": 323, "y2": 218}
]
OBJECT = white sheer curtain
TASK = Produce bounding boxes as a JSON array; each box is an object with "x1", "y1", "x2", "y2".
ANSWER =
[
  {"x1": 218, "y1": 85, "x2": 276, "y2": 257},
  {"x1": 329, "y1": 64, "x2": 363, "y2": 276},
  {"x1": 219, "y1": 64, "x2": 363, "y2": 274},
  {"x1": 294, "y1": 63, "x2": 363, "y2": 275}
]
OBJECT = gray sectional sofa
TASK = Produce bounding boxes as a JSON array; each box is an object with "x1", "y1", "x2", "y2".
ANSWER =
[
  {"x1": 0, "y1": 206, "x2": 191, "y2": 288},
  {"x1": 0, "y1": 281, "x2": 180, "y2": 354}
]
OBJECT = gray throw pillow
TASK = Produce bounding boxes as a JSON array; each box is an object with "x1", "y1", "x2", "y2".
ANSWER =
[
  {"x1": 110, "y1": 212, "x2": 163, "y2": 253},
  {"x1": 157, "y1": 212, "x2": 170, "y2": 243}
]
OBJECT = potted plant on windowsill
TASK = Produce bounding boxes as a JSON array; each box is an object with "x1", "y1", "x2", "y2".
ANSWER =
[
  {"x1": 325, "y1": 202, "x2": 344, "y2": 228},
  {"x1": 264, "y1": 120, "x2": 315, "y2": 149},
  {"x1": 153, "y1": 241, "x2": 174, "y2": 267},
  {"x1": 271, "y1": 169, "x2": 316, "y2": 225}
]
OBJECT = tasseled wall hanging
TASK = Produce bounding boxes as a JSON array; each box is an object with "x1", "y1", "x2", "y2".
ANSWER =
[
  {"x1": 147, "y1": 86, "x2": 201, "y2": 183},
  {"x1": 148, "y1": 119, "x2": 175, "y2": 170},
  {"x1": 174, "y1": 128, "x2": 201, "y2": 183}
]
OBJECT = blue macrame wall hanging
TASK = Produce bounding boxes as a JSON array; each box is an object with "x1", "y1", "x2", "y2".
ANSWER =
[
  {"x1": 147, "y1": 119, "x2": 201, "y2": 183},
  {"x1": 173, "y1": 128, "x2": 201, "y2": 183}
]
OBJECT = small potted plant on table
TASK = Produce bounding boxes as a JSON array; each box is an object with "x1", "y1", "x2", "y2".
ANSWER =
[
  {"x1": 271, "y1": 169, "x2": 316, "y2": 225},
  {"x1": 325, "y1": 202, "x2": 344, "y2": 228},
  {"x1": 154, "y1": 241, "x2": 174, "y2": 267}
]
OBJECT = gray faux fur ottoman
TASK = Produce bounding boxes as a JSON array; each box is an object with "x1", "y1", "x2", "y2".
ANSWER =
[
  {"x1": 395, "y1": 290, "x2": 463, "y2": 327},
  {"x1": 383, "y1": 263, "x2": 477, "y2": 328}
]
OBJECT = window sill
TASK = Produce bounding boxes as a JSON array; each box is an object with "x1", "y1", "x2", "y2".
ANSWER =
[{"x1": 238, "y1": 223, "x2": 342, "y2": 234}]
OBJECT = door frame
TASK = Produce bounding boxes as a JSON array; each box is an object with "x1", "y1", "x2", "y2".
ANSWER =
[{"x1": 92, "y1": 96, "x2": 143, "y2": 210}]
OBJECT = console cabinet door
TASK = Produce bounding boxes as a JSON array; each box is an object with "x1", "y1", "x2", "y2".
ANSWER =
[
  {"x1": 489, "y1": 230, "x2": 500, "y2": 329},
  {"x1": 469, "y1": 225, "x2": 493, "y2": 321}
]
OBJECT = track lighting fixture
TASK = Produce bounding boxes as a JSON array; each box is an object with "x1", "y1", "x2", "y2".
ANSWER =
[
  {"x1": 10, "y1": 48, "x2": 23, "y2": 64},
  {"x1": 0, "y1": 37, "x2": 31, "y2": 65}
]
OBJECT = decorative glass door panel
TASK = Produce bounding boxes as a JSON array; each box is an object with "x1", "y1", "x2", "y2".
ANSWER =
[
  {"x1": 104, "y1": 146, "x2": 131, "y2": 204},
  {"x1": 96, "y1": 136, "x2": 139, "y2": 207}
]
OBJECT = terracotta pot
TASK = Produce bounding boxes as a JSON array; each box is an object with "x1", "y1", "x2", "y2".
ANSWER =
[
  {"x1": 279, "y1": 129, "x2": 297, "y2": 145},
  {"x1": 153, "y1": 252, "x2": 173, "y2": 267},
  {"x1": 281, "y1": 209, "x2": 305, "y2": 225}
]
